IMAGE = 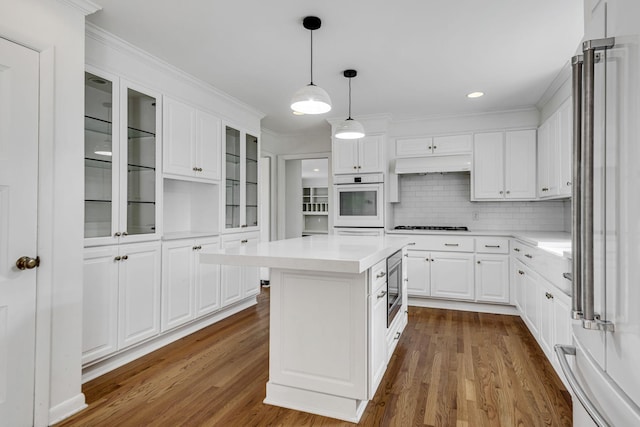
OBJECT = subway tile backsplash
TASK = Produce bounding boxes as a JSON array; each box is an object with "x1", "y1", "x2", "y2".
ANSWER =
[{"x1": 392, "y1": 173, "x2": 567, "y2": 231}]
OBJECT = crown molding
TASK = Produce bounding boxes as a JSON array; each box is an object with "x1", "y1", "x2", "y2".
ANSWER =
[
  {"x1": 536, "y1": 59, "x2": 572, "y2": 110},
  {"x1": 85, "y1": 23, "x2": 265, "y2": 120},
  {"x1": 58, "y1": 0, "x2": 102, "y2": 15},
  {"x1": 392, "y1": 106, "x2": 539, "y2": 125}
]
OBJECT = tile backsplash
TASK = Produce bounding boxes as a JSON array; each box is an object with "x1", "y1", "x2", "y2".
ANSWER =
[{"x1": 393, "y1": 173, "x2": 567, "y2": 231}]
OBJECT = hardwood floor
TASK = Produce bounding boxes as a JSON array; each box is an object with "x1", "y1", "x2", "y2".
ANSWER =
[{"x1": 57, "y1": 288, "x2": 572, "y2": 426}]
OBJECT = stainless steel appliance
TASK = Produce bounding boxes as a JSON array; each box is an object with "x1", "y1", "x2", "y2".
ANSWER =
[
  {"x1": 333, "y1": 173, "x2": 384, "y2": 228},
  {"x1": 386, "y1": 249, "x2": 403, "y2": 327},
  {"x1": 554, "y1": 2, "x2": 640, "y2": 425}
]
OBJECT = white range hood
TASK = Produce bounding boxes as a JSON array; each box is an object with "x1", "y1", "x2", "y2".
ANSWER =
[{"x1": 392, "y1": 154, "x2": 471, "y2": 174}]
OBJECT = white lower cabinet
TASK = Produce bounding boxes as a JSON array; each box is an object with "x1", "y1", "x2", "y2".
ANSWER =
[
  {"x1": 522, "y1": 264, "x2": 540, "y2": 336},
  {"x1": 513, "y1": 259, "x2": 526, "y2": 312},
  {"x1": 406, "y1": 250, "x2": 430, "y2": 296},
  {"x1": 82, "y1": 242, "x2": 161, "y2": 364},
  {"x1": 161, "y1": 237, "x2": 220, "y2": 332},
  {"x1": 368, "y1": 261, "x2": 388, "y2": 398},
  {"x1": 430, "y1": 252, "x2": 475, "y2": 301},
  {"x1": 475, "y1": 254, "x2": 509, "y2": 304},
  {"x1": 221, "y1": 231, "x2": 260, "y2": 307}
]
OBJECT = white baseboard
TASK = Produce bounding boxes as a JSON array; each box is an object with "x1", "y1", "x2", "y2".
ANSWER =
[
  {"x1": 408, "y1": 297, "x2": 519, "y2": 316},
  {"x1": 82, "y1": 297, "x2": 257, "y2": 383},
  {"x1": 48, "y1": 393, "x2": 87, "y2": 426}
]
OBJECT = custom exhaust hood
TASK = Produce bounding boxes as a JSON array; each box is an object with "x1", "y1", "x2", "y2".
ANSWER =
[{"x1": 392, "y1": 154, "x2": 471, "y2": 174}]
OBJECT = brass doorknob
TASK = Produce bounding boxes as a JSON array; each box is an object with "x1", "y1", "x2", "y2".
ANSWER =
[{"x1": 16, "y1": 256, "x2": 40, "y2": 270}]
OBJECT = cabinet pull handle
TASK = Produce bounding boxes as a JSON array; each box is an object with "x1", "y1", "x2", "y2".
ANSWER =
[
  {"x1": 514, "y1": 248, "x2": 520, "y2": 252},
  {"x1": 545, "y1": 292, "x2": 554, "y2": 300},
  {"x1": 518, "y1": 270, "x2": 525, "y2": 275},
  {"x1": 563, "y1": 272, "x2": 572, "y2": 281},
  {"x1": 114, "y1": 256, "x2": 121, "y2": 261},
  {"x1": 542, "y1": 187, "x2": 549, "y2": 191},
  {"x1": 444, "y1": 243, "x2": 459, "y2": 247},
  {"x1": 394, "y1": 332, "x2": 401, "y2": 340},
  {"x1": 376, "y1": 271, "x2": 386, "y2": 278},
  {"x1": 240, "y1": 224, "x2": 248, "y2": 228},
  {"x1": 485, "y1": 245, "x2": 500, "y2": 248},
  {"x1": 567, "y1": 181, "x2": 572, "y2": 186},
  {"x1": 114, "y1": 232, "x2": 121, "y2": 237},
  {"x1": 407, "y1": 242, "x2": 416, "y2": 246},
  {"x1": 121, "y1": 255, "x2": 128, "y2": 260},
  {"x1": 377, "y1": 290, "x2": 387, "y2": 299},
  {"x1": 525, "y1": 254, "x2": 533, "y2": 259},
  {"x1": 241, "y1": 239, "x2": 248, "y2": 244},
  {"x1": 403, "y1": 253, "x2": 408, "y2": 257}
]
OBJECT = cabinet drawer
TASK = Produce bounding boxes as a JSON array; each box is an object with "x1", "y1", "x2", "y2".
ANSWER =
[
  {"x1": 410, "y1": 235, "x2": 474, "y2": 252},
  {"x1": 222, "y1": 231, "x2": 260, "y2": 248},
  {"x1": 370, "y1": 259, "x2": 387, "y2": 293},
  {"x1": 476, "y1": 237, "x2": 509, "y2": 254}
]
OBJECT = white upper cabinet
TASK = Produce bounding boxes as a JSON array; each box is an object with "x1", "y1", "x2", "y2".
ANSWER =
[
  {"x1": 396, "y1": 134, "x2": 471, "y2": 157},
  {"x1": 163, "y1": 96, "x2": 221, "y2": 181},
  {"x1": 225, "y1": 126, "x2": 260, "y2": 230},
  {"x1": 333, "y1": 135, "x2": 384, "y2": 174},
  {"x1": 84, "y1": 69, "x2": 162, "y2": 246},
  {"x1": 472, "y1": 130, "x2": 536, "y2": 200},
  {"x1": 538, "y1": 98, "x2": 572, "y2": 199}
]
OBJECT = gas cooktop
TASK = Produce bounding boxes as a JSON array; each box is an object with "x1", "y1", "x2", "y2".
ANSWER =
[{"x1": 394, "y1": 225, "x2": 469, "y2": 231}]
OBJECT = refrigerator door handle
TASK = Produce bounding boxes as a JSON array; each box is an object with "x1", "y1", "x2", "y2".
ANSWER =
[
  {"x1": 555, "y1": 344, "x2": 611, "y2": 427},
  {"x1": 571, "y1": 54, "x2": 584, "y2": 320},
  {"x1": 581, "y1": 37, "x2": 616, "y2": 332}
]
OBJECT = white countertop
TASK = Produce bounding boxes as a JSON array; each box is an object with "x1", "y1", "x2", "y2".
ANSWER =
[
  {"x1": 387, "y1": 229, "x2": 572, "y2": 257},
  {"x1": 200, "y1": 235, "x2": 412, "y2": 274}
]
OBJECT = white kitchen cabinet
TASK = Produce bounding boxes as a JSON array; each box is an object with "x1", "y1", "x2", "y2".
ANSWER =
[
  {"x1": 220, "y1": 231, "x2": 260, "y2": 307},
  {"x1": 513, "y1": 259, "x2": 526, "y2": 312},
  {"x1": 538, "y1": 280, "x2": 555, "y2": 355},
  {"x1": 161, "y1": 236, "x2": 220, "y2": 331},
  {"x1": 84, "y1": 70, "x2": 161, "y2": 246},
  {"x1": 82, "y1": 246, "x2": 119, "y2": 364},
  {"x1": 472, "y1": 130, "x2": 537, "y2": 200},
  {"x1": 225, "y1": 126, "x2": 260, "y2": 230},
  {"x1": 430, "y1": 252, "x2": 475, "y2": 301},
  {"x1": 395, "y1": 134, "x2": 471, "y2": 157},
  {"x1": 163, "y1": 96, "x2": 222, "y2": 182},
  {"x1": 406, "y1": 250, "x2": 430, "y2": 296},
  {"x1": 475, "y1": 254, "x2": 510, "y2": 304},
  {"x1": 82, "y1": 241, "x2": 161, "y2": 364},
  {"x1": 538, "y1": 99, "x2": 572, "y2": 199},
  {"x1": 118, "y1": 242, "x2": 162, "y2": 349},
  {"x1": 332, "y1": 135, "x2": 384, "y2": 174},
  {"x1": 521, "y1": 263, "x2": 540, "y2": 337},
  {"x1": 368, "y1": 260, "x2": 388, "y2": 397}
]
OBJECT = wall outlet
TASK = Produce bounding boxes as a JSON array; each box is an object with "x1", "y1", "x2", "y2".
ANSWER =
[{"x1": 472, "y1": 211, "x2": 480, "y2": 221}]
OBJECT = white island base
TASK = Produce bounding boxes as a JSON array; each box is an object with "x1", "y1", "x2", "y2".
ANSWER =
[{"x1": 200, "y1": 235, "x2": 410, "y2": 422}]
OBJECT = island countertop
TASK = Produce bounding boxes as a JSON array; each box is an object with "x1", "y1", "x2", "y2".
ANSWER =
[{"x1": 200, "y1": 235, "x2": 412, "y2": 274}]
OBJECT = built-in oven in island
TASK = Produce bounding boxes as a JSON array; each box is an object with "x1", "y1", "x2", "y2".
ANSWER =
[
  {"x1": 333, "y1": 173, "x2": 384, "y2": 228},
  {"x1": 386, "y1": 248, "x2": 403, "y2": 327}
]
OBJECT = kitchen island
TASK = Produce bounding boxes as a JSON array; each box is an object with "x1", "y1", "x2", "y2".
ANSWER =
[{"x1": 200, "y1": 235, "x2": 411, "y2": 422}]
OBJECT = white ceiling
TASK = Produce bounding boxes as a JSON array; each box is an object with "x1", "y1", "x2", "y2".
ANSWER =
[{"x1": 87, "y1": 1, "x2": 584, "y2": 136}]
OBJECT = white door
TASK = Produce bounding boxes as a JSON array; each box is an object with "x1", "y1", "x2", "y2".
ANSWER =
[
  {"x1": 0, "y1": 38, "x2": 39, "y2": 426},
  {"x1": 504, "y1": 129, "x2": 537, "y2": 199},
  {"x1": 406, "y1": 251, "x2": 430, "y2": 296},
  {"x1": 163, "y1": 96, "x2": 195, "y2": 178},
  {"x1": 430, "y1": 252, "x2": 474, "y2": 300},
  {"x1": 472, "y1": 132, "x2": 504, "y2": 199},
  {"x1": 161, "y1": 240, "x2": 195, "y2": 331},
  {"x1": 195, "y1": 238, "x2": 221, "y2": 316},
  {"x1": 196, "y1": 110, "x2": 221, "y2": 180},
  {"x1": 358, "y1": 136, "x2": 383, "y2": 173},
  {"x1": 475, "y1": 254, "x2": 509, "y2": 304},
  {"x1": 332, "y1": 139, "x2": 358, "y2": 174}
]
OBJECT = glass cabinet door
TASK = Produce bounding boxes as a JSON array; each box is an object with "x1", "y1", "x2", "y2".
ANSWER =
[
  {"x1": 225, "y1": 126, "x2": 241, "y2": 229},
  {"x1": 125, "y1": 88, "x2": 157, "y2": 236},
  {"x1": 84, "y1": 71, "x2": 116, "y2": 239},
  {"x1": 245, "y1": 133, "x2": 259, "y2": 228}
]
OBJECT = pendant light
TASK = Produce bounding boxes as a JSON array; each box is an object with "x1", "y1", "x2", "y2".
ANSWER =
[
  {"x1": 290, "y1": 16, "x2": 332, "y2": 115},
  {"x1": 334, "y1": 69, "x2": 365, "y2": 139}
]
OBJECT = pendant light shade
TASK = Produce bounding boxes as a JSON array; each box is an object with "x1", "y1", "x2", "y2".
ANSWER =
[
  {"x1": 335, "y1": 69, "x2": 365, "y2": 140},
  {"x1": 291, "y1": 16, "x2": 332, "y2": 115}
]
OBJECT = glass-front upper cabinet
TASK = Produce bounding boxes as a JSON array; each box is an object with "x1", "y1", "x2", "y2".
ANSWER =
[
  {"x1": 224, "y1": 126, "x2": 259, "y2": 230},
  {"x1": 84, "y1": 69, "x2": 161, "y2": 246}
]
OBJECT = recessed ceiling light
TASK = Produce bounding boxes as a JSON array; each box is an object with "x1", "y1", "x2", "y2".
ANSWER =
[
  {"x1": 293, "y1": 110, "x2": 305, "y2": 116},
  {"x1": 313, "y1": 168, "x2": 320, "y2": 172},
  {"x1": 467, "y1": 91, "x2": 484, "y2": 98}
]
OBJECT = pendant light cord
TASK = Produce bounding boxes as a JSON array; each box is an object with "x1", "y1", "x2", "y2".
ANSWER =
[
  {"x1": 347, "y1": 77, "x2": 352, "y2": 120},
  {"x1": 310, "y1": 30, "x2": 314, "y2": 85}
]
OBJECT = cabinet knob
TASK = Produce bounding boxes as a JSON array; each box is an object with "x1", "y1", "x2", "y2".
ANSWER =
[
  {"x1": 477, "y1": 260, "x2": 481, "y2": 264},
  {"x1": 114, "y1": 232, "x2": 121, "y2": 237},
  {"x1": 122, "y1": 231, "x2": 128, "y2": 236},
  {"x1": 198, "y1": 167, "x2": 203, "y2": 172},
  {"x1": 114, "y1": 256, "x2": 121, "y2": 261},
  {"x1": 121, "y1": 255, "x2": 128, "y2": 260},
  {"x1": 499, "y1": 190, "x2": 504, "y2": 195},
  {"x1": 545, "y1": 292, "x2": 554, "y2": 300},
  {"x1": 193, "y1": 246, "x2": 198, "y2": 250},
  {"x1": 431, "y1": 258, "x2": 434, "y2": 262},
  {"x1": 506, "y1": 190, "x2": 510, "y2": 194},
  {"x1": 428, "y1": 146, "x2": 432, "y2": 150},
  {"x1": 432, "y1": 145, "x2": 437, "y2": 150},
  {"x1": 567, "y1": 181, "x2": 572, "y2": 186},
  {"x1": 518, "y1": 270, "x2": 525, "y2": 275},
  {"x1": 542, "y1": 187, "x2": 549, "y2": 192},
  {"x1": 425, "y1": 258, "x2": 430, "y2": 262},
  {"x1": 241, "y1": 239, "x2": 248, "y2": 244},
  {"x1": 377, "y1": 290, "x2": 387, "y2": 299},
  {"x1": 376, "y1": 271, "x2": 387, "y2": 278},
  {"x1": 15, "y1": 256, "x2": 39, "y2": 270},
  {"x1": 193, "y1": 167, "x2": 198, "y2": 171},
  {"x1": 358, "y1": 165, "x2": 361, "y2": 169},
  {"x1": 353, "y1": 166, "x2": 357, "y2": 169},
  {"x1": 514, "y1": 248, "x2": 520, "y2": 252},
  {"x1": 525, "y1": 254, "x2": 533, "y2": 259},
  {"x1": 394, "y1": 332, "x2": 401, "y2": 340}
]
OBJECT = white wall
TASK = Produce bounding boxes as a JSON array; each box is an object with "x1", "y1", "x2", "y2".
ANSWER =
[
  {"x1": 261, "y1": 128, "x2": 331, "y2": 155},
  {"x1": 393, "y1": 173, "x2": 566, "y2": 231},
  {"x1": 284, "y1": 160, "x2": 303, "y2": 238},
  {"x1": 0, "y1": 0, "x2": 90, "y2": 424}
]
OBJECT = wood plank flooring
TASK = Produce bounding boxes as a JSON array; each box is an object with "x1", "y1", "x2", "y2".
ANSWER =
[{"x1": 57, "y1": 288, "x2": 572, "y2": 426}]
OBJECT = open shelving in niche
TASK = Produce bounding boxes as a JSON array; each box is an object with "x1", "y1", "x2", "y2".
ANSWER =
[{"x1": 163, "y1": 178, "x2": 220, "y2": 239}]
